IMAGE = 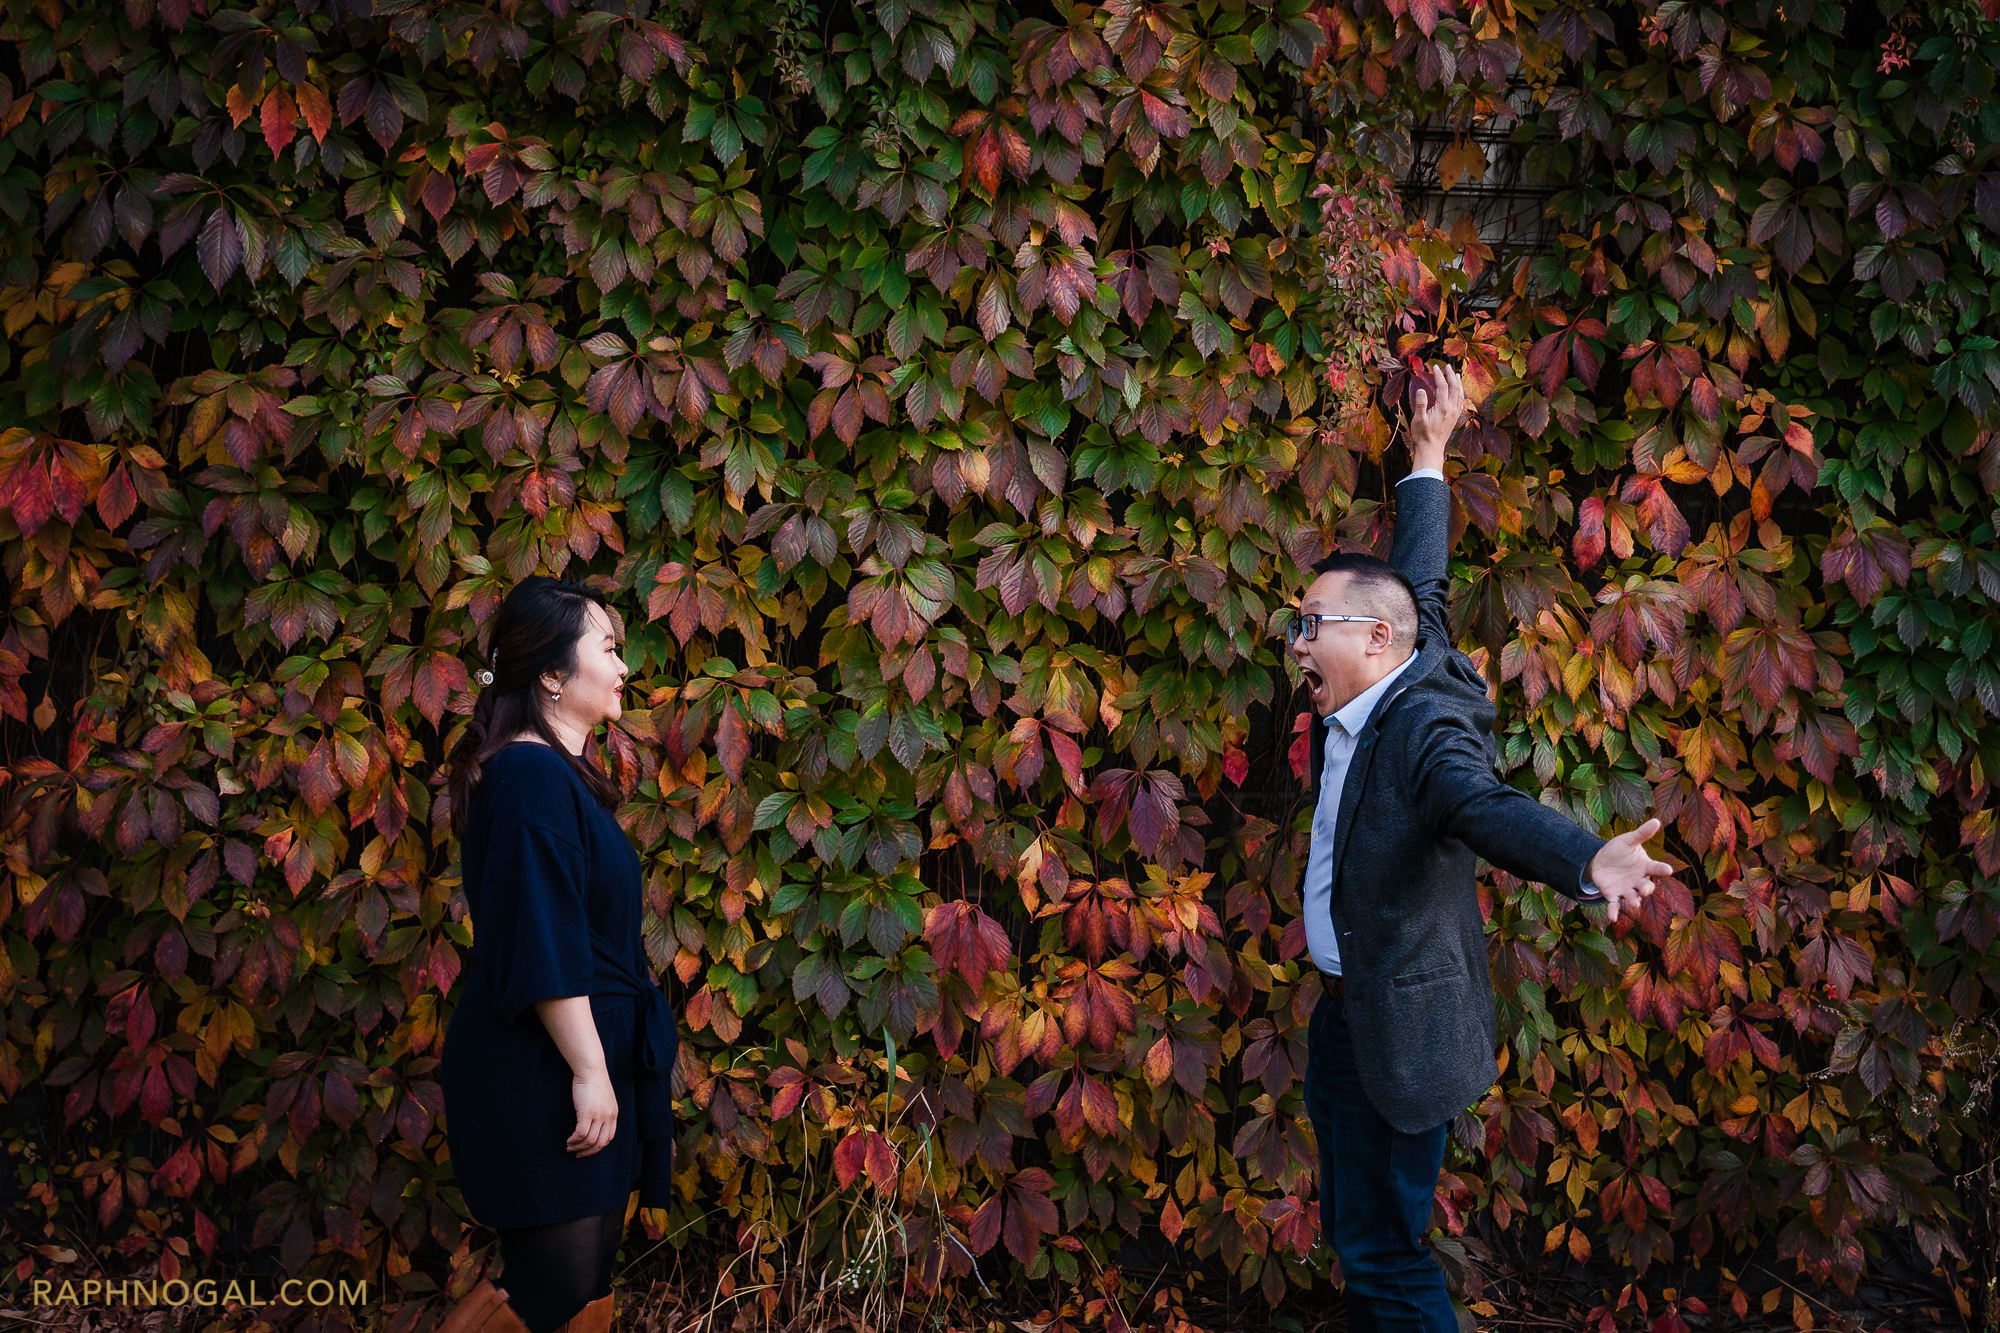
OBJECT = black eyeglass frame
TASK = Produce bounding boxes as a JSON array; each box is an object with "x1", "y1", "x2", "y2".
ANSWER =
[{"x1": 1284, "y1": 612, "x2": 1390, "y2": 645}]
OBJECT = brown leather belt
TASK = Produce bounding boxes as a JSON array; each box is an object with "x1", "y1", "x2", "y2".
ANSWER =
[{"x1": 1319, "y1": 971, "x2": 1345, "y2": 1001}]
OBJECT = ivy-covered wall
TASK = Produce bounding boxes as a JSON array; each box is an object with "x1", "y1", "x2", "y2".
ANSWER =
[{"x1": 2, "y1": 0, "x2": 1995, "y2": 1325}]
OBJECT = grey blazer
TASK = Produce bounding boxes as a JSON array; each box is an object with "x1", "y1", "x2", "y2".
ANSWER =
[{"x1": 1302, "y1": 475, "x2": 1608, "y2": 1133}]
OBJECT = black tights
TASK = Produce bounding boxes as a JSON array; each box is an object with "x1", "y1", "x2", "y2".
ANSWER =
[{"x1": 496, "y1": 1205, "x2": 623, "y2": 1333}]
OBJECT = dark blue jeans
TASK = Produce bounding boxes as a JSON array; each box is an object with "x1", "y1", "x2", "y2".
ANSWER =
[{"x1": 1302, "y1": 984, "x2": 1459, "y2": 1332}]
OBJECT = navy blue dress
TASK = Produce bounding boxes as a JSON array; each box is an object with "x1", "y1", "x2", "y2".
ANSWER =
[{"x1": 440, "y1": 741, "x2": 679, "y2": 1230}]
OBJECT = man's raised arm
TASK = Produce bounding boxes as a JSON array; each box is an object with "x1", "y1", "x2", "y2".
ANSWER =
[{"x1": 1387, "y1": 362, "x2": 1464, "y2": 645}]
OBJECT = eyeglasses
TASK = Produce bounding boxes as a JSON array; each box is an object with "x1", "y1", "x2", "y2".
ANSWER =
[{"x1": 1284, "y1": 612, "x2": 1386, "y2": 644}]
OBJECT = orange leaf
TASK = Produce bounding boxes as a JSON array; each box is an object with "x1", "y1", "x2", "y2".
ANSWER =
[
  {"x1": 47, "y1": 439, "x2": 104, "y2": 523},
  {"x1": 224, "y1": 83, "x2": 255, "y2": 128},
  {"x1": 297, "y1": 82, "x2": 333, "y2": 142}
]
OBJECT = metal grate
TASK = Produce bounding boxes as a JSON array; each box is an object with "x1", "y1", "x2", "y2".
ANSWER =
[{"x1": 1361, "y1": 80, "x2": 1559, "y2": 306}]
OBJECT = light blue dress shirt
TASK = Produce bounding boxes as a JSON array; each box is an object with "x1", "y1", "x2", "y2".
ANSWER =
[{"x1": 1303, "y1": 648, "x2": 1418, "y2": 976}]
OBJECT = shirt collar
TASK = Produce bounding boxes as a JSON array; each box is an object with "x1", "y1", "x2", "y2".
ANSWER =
[{"x1": 1325, "y1": 650, "x2": 1417, "y2": 736}]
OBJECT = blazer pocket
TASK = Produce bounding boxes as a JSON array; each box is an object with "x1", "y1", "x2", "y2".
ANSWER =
[{"x1": 1391, "y1": 964, "x2": 1459, "y2": 989}]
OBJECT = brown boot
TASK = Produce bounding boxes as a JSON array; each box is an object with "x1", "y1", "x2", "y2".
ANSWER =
[
  {"x1": 439, "y1": 1278, "x2": 534, "y2": 1333},
  {"x1": 554, "y1": 1292, "x2": 614, "y2": 1333}
]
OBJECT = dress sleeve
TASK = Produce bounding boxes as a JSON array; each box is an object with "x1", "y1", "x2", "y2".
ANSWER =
[{"x1": 471, "y1": 761, "x2": 595, "y2": 1024}]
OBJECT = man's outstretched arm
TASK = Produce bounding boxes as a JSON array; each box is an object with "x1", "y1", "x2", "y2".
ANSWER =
[
  {"x1": 1410, "y1": 710, "x2": 1607, "y2": 896},
  {"x1": 1411, "y1": 712, "x2": 1672, "y2": 919}
]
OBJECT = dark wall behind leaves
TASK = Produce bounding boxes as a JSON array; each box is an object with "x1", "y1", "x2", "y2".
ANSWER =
[{"x1": 1, "y1": 0, "x2": 1996, "y2": 1324}]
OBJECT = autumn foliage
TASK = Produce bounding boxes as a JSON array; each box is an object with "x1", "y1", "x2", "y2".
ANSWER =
[{"x1": 2, "y1": 0, "x2": 1997, "y2": 1326}]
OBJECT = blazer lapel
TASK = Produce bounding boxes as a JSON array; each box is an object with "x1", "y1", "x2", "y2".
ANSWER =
[
  {"x1": 1323, "y1": 636, "x2": 1448, "y2": 889},
  {"x1": 1326, "y1": 730, "x2": 1377, "y2": 888}
]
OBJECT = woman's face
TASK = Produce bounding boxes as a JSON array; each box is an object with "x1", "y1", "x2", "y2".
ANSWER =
[{"x1": 546, "y1": 601, "x2": 628, "y2": 729}]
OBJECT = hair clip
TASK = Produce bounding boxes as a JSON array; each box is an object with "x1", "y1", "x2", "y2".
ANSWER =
[{"x1": 476, "y1": 668, "x2": 494, "y2": 686}]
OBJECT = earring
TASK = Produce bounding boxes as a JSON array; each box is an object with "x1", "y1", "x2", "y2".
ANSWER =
[{"x1": 550, "y1": 690, "x2": 561, "y2": 702}]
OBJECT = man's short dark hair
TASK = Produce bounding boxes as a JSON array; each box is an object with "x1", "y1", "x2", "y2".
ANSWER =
[{"x1": 1308, "y1": 552, "x2": 1420, "y2": 647}]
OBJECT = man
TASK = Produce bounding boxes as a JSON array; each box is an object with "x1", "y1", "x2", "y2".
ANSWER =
[{"x1": 1289, "y1": 362, "x2": 1671, "y2": 1331}]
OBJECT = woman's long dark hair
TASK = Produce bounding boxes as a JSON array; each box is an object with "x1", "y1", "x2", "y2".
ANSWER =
[{"x1": 442, "y1": 576, "x2": 623, "y2": 834}]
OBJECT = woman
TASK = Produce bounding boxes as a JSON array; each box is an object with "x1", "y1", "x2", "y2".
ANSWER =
[{"x1": 437, "y1": 576, "x2": 679, "y2": 1333}]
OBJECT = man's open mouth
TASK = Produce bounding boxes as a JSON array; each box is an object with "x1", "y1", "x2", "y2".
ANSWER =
[{"x1": 1299, "y1": 663, "x2": 1325, "y2": 698}]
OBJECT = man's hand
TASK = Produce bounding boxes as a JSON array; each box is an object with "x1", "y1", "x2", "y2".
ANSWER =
[
  {"x1": 1407, "y1": 360, "x2": 1467, "y2": 474},
  {"x1": 1586, "y1": 817, "x2": 1674, "y2": 923}
]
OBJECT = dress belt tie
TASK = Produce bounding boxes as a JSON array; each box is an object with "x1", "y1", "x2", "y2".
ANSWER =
[{"x1": 607, "y1": 977, "x2": 679, "y2": 1141}]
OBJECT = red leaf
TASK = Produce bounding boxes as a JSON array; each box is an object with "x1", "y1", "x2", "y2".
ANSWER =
[
  {"x1": 412, "y1": 653, "x2": 463, "y2": 726},
  {"x1": 126, "y1": 988, "x2": 156, "y2": 1050},
  {"x1": 96, "y1": 463, "x2": 137, "y2": 528},
  {"x1": 1622, "y1": 964, "x2": 1685, "y2": 1029},
  {"x1": 261, "y1": 84, "x2": 298, "y2": 156},
  {"x1": 1080, "y1": 1073, "x2": 1120, "y2": 1135},
  {"x1": 2, "y1": 450, "x2": 54, "y2": 537},
  {"x1": 1819, "y1": 522, "x2": 1909, "y2": 607},
  {"x1": 1288, "y1": 712, "x2": 1311, "y2": 780},
  {"x1": 1000, "y1": 1168, "x2": 1059, "y2": 1265},
  {"x1": 925, "y1": 901, "x2": 1011, "y2": 985},
  {"x1": 1222, "y1": 746, "x2": 1248, "y2": 786},
  {"x1": 833, "y1": 1132, "x2": 868, "y2": 1189},
  {"x1": 1139, "y1": 91, "x2": 1190, "y2": 138},
  {"x1": 1575, "y1": 496, "x2": 1607, "y2": 568},
  {"x1": 1062, "y1": 963, "x2": 1137, "y2": 1050},
  {"x1": 1621, "y1": 475, "x2": 1690, "y2": 556},
  {"x1": 1047, "y1": 729, "x2": 1086, "y2": 795},
  {"x1": 421, "y1": 171, "x2": 456, "y2": 222},
  {"x1": 1775, "y1": 707, "x2": 1858, "y2": 784},
  {"x1": 1529, "y1": 330, "x2": 1567, "y2": 397},
  {"x1": 298, "y1": 741, "x2": 340, "y2": 812},
  {"x1": 715, "y1": 700, "x2": 749, "y2": 784},
  {"x1": 1800, "y1": 929, "x2": 1874, "y2": 999},
  {"x1": 1690, "y1": 375, "x2": 1719, "y2": 422},
  {"x1": 155, "y1": 1141, "x2": 201, "y2": 1195},
  {"x1": 395, "y1": 1093, "x2": 431, "y2": 1149},
  {"x1": 429, "y1": 938, "x2": 461, "y2": 995},
  {"x1": 968, "y1": 1192, "x2": 1002, "y2": 1254},
  {"x1": 865, "y1": 1132, "x2": 898, "y2": 1190},
  {"x1": 970, "y1": 127, "x2": 1003, "y2": 194},
  {"x1": 1124, "y1": 770, "x2": 1183, "y2": 858},
  {"x1": 1662, "y1": 908, "x2": 1742, "y2": 992}
]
